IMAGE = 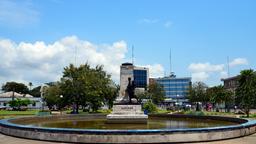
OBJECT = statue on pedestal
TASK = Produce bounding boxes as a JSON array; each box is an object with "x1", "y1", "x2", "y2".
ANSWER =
[{"x1": 126, "y1": 77, "x2": 138, "y2": 104}]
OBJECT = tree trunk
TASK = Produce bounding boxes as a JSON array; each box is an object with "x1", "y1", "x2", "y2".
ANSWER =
[
  {"x1": 246, "y1": 108, "x2": 250, "y2": 118},
  {"x1": 196, "y1": 102, "x2": 200, "y2": 111},
  {"x1": 76, "y1": 101, "x2": 79, "y2": 114}
]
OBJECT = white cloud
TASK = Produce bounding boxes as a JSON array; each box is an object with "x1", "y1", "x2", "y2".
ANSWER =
[
  {"x1": 188, "y1": 63, "x2": 224, "y2": 73},
  {"x1": 0, "y1": 36, "x2": 163, "y2": 86},
  {"x1": 220, "y1": 71, "x2": 228, "y2": 79},
  {"x1": 0, "y1": 0, "x2": 39, "y2": 27},
  {"x1": 188, "y1": 62, "x2": 225, "y2": 82},
  {"x1": 229, "y1": 58, "x2": 248, "y2": 67},
  {"x1": 164, "y1": 21, "x2": 172, "y2": 28},
  {"x1": 141, "y1": 64, "x2": 164, "y2": 78},
  {"x1": 138, "y1": 18, "x2": 159, "y2": 24},
  {"x1": 191, "y1": 72, "x2": 209, "y2": 82}
]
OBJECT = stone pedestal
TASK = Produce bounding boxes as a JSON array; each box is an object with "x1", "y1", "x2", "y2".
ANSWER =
[{"x1": 106, "y1": 104, "x2": 148, "y2": 124}]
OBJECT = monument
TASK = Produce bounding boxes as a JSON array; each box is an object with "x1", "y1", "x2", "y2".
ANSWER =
[{"x1": 106, "y1": 63, "x2": 148, "y2": 123}]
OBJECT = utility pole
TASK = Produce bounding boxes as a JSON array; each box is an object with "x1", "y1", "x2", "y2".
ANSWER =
[
  {"x1": 170, "y1": 48, "x2": 172, "y2": 75},
  {"x1": 227, "y1": 56, "x2": 230, "y2": 77},
  {"x1": 132, "y1": 45, "x2": 134, "y2": 64}
]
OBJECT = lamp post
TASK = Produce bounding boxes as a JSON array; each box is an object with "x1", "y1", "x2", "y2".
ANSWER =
[
  {"x1": 60, "y1": 95, "x2": 63, "y2": 115},
  {"x1": 176, "y1": 94, "x2": 179, "y2": 110}
]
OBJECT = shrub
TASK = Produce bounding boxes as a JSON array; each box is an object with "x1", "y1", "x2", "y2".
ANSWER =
[
  {"x1": 143, "y1": 101, "x2": 157, "y2": 113},
  {"x1": 8, "y1": 98, "x2": 33, "y2": 111}
]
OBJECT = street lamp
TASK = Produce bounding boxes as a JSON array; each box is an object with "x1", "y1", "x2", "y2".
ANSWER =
[
  {"x1": 59, "y1": 95, "x2": 63, "y2": 115},
  {"x1": 176, "y1": 94, "x2": 179, "y2": 110}
]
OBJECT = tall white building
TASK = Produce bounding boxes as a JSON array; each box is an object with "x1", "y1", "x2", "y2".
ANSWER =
[{"x1": 117, "y1": 63, "x2": 149, "y2": 101}]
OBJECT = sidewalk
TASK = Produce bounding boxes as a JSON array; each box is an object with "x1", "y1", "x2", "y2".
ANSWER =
[{"x1": 0, "y1": 133, "x2": 255, "y2": 144}]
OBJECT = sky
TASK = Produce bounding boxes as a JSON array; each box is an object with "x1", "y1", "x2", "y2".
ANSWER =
[{"x1": 0, "y1": 0, "x2": 255, "y2": 87}]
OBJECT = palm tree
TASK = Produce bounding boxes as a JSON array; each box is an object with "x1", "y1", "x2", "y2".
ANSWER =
[
  {"x1": 236, "y1": 69, "x2": 256, "y2": 117},
  {"x1": 29, "y1": 82, "x2": 33, "y2": 91}
]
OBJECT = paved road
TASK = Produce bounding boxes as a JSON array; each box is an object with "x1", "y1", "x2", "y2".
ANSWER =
[{"x1": 0, "y1": 133, "x2": 255, "y2": 144}]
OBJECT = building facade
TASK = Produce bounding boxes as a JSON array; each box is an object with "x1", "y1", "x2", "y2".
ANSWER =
[
  {"x1": 221, "y1": 75, "x2": 239, "y2": 93},
  {"x1": 0, "y1": 91, "x2": 42, "y2": 109},
  {"x1": 155, "y1": 75, "x2": 191, "y2": 104},
  {"x1": 119, "y1": 63, "x2": 149, "y2": 98}
]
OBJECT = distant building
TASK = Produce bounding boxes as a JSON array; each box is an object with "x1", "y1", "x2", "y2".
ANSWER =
[
  {"x1": 119, "y1": 63, "x2": 149, "y2": 97},
  {"x1": 149, "y1": 78, "x2": 156, "y2": 85},
  {"x1": 0, "y1": 91, "x2": 42, "y2": 109},
  {"x1": 221, "y1": 75, "x2": 239, "y2": 93},
  {"x1": 133, "y1": 66, "x2": 149, "y2": 89},
  {"x1": 154, "y1": 74, "x2": 191, "y2": 104}
]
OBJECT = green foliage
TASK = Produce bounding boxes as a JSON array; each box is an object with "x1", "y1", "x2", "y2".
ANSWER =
[
  {"x1": 156, "y1": 109, "x2": 170, "y2": 114},
  {"x1": 236, "y1": 69, "x2": 256, "y2": 117},
  {"x1": 0, "y1": 110, "x2": 39, "y2": 116},
  {"x1": 188, "y1": 82, "x2": 208, "y2": 111},
  {"x1": 28, "y1": 82, "x2": 33, "y2": 90},
  {"x1": 44, "y1": 83, "x2": 64, "y2": 110},
  {"x1": 8, "y1": 98, "x2": 33, "y2": 111},
  {"x1": 29, "y1": 86, "x2": 41, "y2": 97},
  {"x1": 2, "y1": 81, "x2": 29, "y2": 94},
  {"x1": 185, "y1": 110, "x2": 205, "y2": 116},
  {"x1": 206, "y1": 85, "x2": 234, "y2": 112},
  {"x1": 103, "y1": 83, "x2": 119, "y2": 109},
  {"x1": 95, "y1": 109, "x2": 112, "y2": 114},
  {"x1": 136, "y1": 91, "x2": 149, "y2": 103},
  {"x1": 60, "y1": 63, "x2": 116, "y2": 113},
  {"x1": 188, "y1": 82, "x2": 208, "y2": 103},
  {"x1": 143, "y1": 101, "x2": 157, "y2": 113},
  {"x1": 148, "y1": 82, "x2": 165, "y2": 105}
]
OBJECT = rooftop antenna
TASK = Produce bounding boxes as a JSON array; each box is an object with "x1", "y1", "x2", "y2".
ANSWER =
[
  {"x1": 132, "y1": 45, "x2": 134, "y2": 64},
  {"x1": 170, "y1": 48, "x2": 172, "y2": 74},
  {"x1": 169, "y1": 48, "x2": 176, "y2": 78},
  {"x1": 170, "y1": 48, "x2": 173, "y2": 75},
  {"x1": 227, "y1": 56, "x2": 230, "y2": 77},
  {"x1": 74, "y1": 46, "x2": 77, "y2": 66}
]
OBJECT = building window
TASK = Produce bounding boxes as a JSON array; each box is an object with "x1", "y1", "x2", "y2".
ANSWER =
[{"x1": 133, "y1": 70, "x2": 147, "y2": 88}]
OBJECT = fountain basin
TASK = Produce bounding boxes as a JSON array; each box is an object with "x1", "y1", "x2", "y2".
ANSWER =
[{"x1": 0, "y1": 114, "x2": 256, "y2": 143}]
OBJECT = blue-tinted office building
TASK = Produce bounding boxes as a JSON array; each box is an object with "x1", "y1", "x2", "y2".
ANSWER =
[
  {"x1": 155, "y1": 75, "x2": 191, "y2": 103},
  {"x1": 133, "y1": 69, "x2": 148, "y2": 88}
]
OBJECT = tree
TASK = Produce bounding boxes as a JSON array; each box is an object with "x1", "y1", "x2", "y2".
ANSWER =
[
  {"x1": 2, "y1": 82, "x2": 29, "y2": 94},
  {"x1": 188, "y1": 82, "x2": 208, "y2": 111},
  {"x1": 148, "y1": 82, "x2": 165, "y2": 105},
  {"x1": 60, "y1": 63, "x2": 114, "y2": 113},
  {"x1": 29, "y1": 86, "x2": 41, "y2": 97},
  {"x1": 44, "y1": 83, "x2": 64, "y2": 110},
  {"x1": 136, "y1": 91, "x2": 149, "y2": 104},
  {"x1": 104, "y1": 83, "x2": 119, "y2": 109},
  {"x1": 236, "y1": 69, "x2": 256, "y2": 117},
  {"x1": 207, "y1": 85, "x2": 233, "y2": 112},
  {"x1": 28, "y1": 82, "x2": 33, "y2": 91},
  {"x1": 143, "y1": 101, "x2": 157, "y2": 113},
  {"x1": 8, "y1": 98, "x2": 33, "y2": 111}
]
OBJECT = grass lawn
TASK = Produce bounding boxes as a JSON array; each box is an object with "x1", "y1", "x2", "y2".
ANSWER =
[{"x1": 0, "y1": 110, "x2": 39, "y2": 119}]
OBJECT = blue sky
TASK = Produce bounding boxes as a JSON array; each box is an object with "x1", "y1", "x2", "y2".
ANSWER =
[{"x1": 0, "y1": 0, "x2": 255, "y2": 87}]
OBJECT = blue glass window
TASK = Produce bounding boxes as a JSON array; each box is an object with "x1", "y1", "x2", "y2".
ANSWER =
[
  {"x1": 156, "y1": 77, "x2": 191, "y2": 99},
  {"x1": 133, "y1": 70, "x2": 147, "y2": 88}
]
